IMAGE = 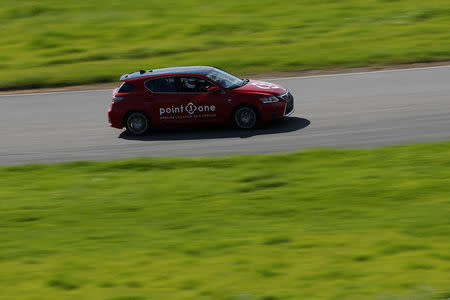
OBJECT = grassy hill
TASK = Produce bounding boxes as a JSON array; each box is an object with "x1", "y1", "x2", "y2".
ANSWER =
[
  {"x1": 1, "y1": 141, "x2": 450, "y2": 299},
  {"x1": 1, "y1": 0, "x2": 450, "y2": 90}
]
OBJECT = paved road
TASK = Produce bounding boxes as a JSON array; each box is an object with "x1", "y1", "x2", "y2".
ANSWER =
[{"x1": 1, "y1": 66, "x2": 449, "y2": 165}]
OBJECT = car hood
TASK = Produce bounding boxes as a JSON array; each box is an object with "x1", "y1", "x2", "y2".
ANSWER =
[{"x1": 233, "y1": 79, "x2": 287, "y2": 96}]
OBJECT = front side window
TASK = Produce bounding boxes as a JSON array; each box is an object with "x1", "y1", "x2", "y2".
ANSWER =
[{"x1": 178, "y1": 77, "x2": 213, "y2": 93}]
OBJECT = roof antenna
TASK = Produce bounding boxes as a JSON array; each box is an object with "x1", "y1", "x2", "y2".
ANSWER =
[{"x1": 139, "y1": 70, "x2": 146, "y2": 74}]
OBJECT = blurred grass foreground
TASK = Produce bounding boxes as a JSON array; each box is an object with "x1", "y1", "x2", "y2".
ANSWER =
[
  {"x1": 1, "y1": 141, "x2": 450, "y2": 299},
  {"x1": 1, "y1": 0, "x2": 450, "y2": 90}
]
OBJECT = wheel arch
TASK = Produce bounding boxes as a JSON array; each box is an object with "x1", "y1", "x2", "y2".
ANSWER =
[{"x1": 230, "y1": 103, "x2": 260, "y2": 120}]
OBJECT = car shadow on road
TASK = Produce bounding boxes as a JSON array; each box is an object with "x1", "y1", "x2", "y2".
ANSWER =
[{"x1": 118, "y1": 117, "x2": 310, "y2": 141}]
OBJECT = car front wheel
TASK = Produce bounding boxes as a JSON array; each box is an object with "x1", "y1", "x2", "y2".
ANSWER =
[
  {"x1": 232, "y1": 106, "x2": 258, "y2": 129},
  {"x1": 125, "y1": 112, "x2": 150, "y2": 135}
]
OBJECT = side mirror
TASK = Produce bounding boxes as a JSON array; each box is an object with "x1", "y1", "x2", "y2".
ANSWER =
[{"x1": 208, "y1": 86, "x2": 220, "y2": 94}]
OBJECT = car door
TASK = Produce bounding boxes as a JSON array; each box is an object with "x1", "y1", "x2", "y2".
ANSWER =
[
  {"x1": 175, "y1": 76, "x2": 230, "y2": 125},
  {"x1": 144, "y1": 76, "x2": 196, "y2": 127}
]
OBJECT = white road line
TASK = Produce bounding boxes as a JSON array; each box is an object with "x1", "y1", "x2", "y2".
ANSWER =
[{"x1": 264, "y1": 64, "x2": 450, "y2": 81}]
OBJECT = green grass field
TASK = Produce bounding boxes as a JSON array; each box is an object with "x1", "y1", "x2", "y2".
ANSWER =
[
  {"x1": 1, "y1": 0, "x2": 450, "y2": 90},
  {"x1": 1, "y1": 141, "x2": 450, "y2": 299}
]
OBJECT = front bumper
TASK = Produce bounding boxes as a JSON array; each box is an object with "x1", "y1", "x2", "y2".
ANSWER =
[
  {"x1": 259, "y1": 91, "x2": 295, "y2": 122},
  {"x1": 281, "y1": 91, "x2": 294, "y2": 116}
]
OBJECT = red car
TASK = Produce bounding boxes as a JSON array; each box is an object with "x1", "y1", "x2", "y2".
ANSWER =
[{"x1": 108, "y1": 66, "x2": 294, "y2": 135}]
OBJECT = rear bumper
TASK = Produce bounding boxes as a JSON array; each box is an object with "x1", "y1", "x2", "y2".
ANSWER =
[{"x1": 108, "y1": 108, "x2": 124, "y2": 129}]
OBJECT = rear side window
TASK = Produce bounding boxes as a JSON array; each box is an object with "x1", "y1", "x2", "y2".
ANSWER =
[
  {"x1": 145, "y1": 77, "x2": 177, "y2": 93},
  {"x1": 117, "y1": 82, "x2": 134, "y2": 93}
]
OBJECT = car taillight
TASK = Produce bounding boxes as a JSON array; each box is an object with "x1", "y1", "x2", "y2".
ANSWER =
[{"x1": 112, "y1": 96, "x2": 125, "y2": 103}]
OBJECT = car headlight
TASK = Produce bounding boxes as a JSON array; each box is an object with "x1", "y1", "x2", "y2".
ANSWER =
[{"x1": 259, "y1": 96, "x2": 279, "y2": 104}]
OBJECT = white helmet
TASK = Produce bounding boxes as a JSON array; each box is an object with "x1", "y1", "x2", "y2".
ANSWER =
[{"x1": 184, "y1": 78, "x2": 197, "y2": 89}]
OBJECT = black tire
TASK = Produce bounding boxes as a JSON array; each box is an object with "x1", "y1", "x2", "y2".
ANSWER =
[
  {"x1": 232, "y1": 106, "x2": 258, "y2": 129},
  {"x1": 125, "y1": 111, "x2": 150, "y2": 135}
]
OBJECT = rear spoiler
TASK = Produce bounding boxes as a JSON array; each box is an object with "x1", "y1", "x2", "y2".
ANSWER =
[{"x1": 120, "y1": 69, "x2": 153, "y2": 81}]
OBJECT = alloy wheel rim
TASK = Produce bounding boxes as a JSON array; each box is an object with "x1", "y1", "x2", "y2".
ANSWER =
[
  {"x1": 236, "y1": 108, "x2": 256, "y2": 129},
  {"x1": 128, "y1": 113, "x2": 148, "y2": 134}
]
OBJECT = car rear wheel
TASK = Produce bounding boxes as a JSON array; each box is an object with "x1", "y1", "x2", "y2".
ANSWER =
[
  {"x1": 125, "y1": 112, "x2": 150, "y2": 135},
  {"x1": 233, "y1": 106, "x2": 258, "y2": 129}
]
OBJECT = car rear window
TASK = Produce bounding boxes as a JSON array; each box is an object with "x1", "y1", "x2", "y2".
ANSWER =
[
  {"x1": 117, "y1": 82, "x2": 134, "y2": 93},
  {"x1": 145, "y1": 77, "x2": 178, "y2": 93}
]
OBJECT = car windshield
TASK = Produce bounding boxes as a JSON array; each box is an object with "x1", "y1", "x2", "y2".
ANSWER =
[{"x1": 202, "y1": 68, "x2": 246, "y2": 89}]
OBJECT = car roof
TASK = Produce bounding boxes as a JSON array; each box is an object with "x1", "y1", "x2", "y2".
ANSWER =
[{"x1": 120, "y1": 66, "x2": 215, "y2": 81}]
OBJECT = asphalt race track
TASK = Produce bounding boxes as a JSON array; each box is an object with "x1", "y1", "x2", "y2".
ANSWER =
[{"x1": 1, "y1": 66, "x2": 449, "y2": 165}]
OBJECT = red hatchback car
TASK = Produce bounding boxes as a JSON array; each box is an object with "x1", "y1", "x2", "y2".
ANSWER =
[{"x1": 108, "y1": 66, "x2": 294, "y2": 135}]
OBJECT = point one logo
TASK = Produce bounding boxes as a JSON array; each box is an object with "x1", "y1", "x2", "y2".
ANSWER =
[
  {"x1": 159, "y1": 102, "x2": 216, "y2": 116},
  {"x1": 251, "y1": 82, "x2": 279, "y2": 89},
  {"x1": 185, "y1": 102, "x2": 197, "y2": 115}
]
